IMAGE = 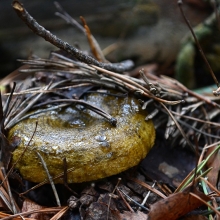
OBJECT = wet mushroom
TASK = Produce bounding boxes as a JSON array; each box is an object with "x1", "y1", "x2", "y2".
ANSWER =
[{"x1": 8, "y1": 91, "x2": 155, "y2": 183}]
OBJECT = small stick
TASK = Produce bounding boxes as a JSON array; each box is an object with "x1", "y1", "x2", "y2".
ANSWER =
[
  {"x1": 118, "y1": 188, "x2": 149, "y2": 211},
  {"x1": 19, "y1": 166, "x2": 78, "y2": 196},
  {"x1": 36, "y1": 152, "x2": 61, "y2": 207},
  {"x1": 178, "y1": 0, "x2": 220, "y2": 89},
  {"x1": 62, "y1": 158, "x2": 78, "y2": 196},
  {"x1": 140, "y1": 181, "x2": 156, "y2": 208},
  {"x1": 116, "y1": 188, "x2": 134, "y2": 212},
  {"x1": 12, "y1": 1, "x2": 134, "y2": 73},
  {"x1": 107, "y1": 178, "x2": 122, "y2": 220},
  {"x1": 128, "y1": 177, "x2": 167, "y2": 199}
]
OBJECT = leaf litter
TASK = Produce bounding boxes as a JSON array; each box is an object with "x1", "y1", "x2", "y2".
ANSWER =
[{"x1": 0, "y1": 0, "x2": 219, "y2": 219}]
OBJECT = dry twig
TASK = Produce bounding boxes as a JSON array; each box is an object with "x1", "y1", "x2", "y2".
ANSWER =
[{"x1": 12, "y1": 1, "x2": 134, "y2": 73}]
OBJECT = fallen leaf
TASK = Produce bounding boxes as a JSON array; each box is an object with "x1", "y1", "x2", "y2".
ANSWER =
[{"x1": 148, "y1": 186, "x2": 210, "y2": 220}]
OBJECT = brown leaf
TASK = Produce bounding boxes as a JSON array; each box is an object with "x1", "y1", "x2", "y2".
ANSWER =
[{"x1": 148, "y1": 187, "x2": 210, "y2": 220}]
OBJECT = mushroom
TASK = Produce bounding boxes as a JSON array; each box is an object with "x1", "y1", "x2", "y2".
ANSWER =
[{"x1": 8, "y1": 91, "x2": 155, "y2": 183}]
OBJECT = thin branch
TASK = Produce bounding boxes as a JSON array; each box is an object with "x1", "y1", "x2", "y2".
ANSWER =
[
  {"x1": 12, "y1": 1, "x2": 134, "y2": 73},
  {"x1": 116, "y1": 188, "x2": 134, "y2": 212},
  {"x1": 128, "y1": 177, "x2": 167, "y2": 199},
  {"x1": 62, "y1": 158, "x2": 78, "y2": 196},
  {"x1": 106, "y1": 178, "x2": 122, "y2": 220},
  {"x1": 19, "y1": 166, "x2": 80, "y2": 196},
  {"x1": 118, "y1": 188, "x2": 149, "y2": 211}
]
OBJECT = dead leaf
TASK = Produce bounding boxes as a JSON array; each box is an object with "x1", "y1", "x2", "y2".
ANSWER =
[{"x1": 148, "y1": 187, "x2": 210, "y2": 220}]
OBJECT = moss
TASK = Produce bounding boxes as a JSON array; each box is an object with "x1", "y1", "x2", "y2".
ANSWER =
[{"x1": 8, "y1": 92, "x2": 155, "y2": 183}]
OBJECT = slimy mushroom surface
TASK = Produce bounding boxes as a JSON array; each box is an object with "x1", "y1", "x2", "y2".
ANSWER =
[{"x1": 8, "y1": 92, "x2": 155, "y2": 183}]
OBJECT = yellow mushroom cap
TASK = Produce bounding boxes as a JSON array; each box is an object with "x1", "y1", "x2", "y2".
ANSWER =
[{"x1": 8, "y1": 92, "x2": 155, "y2": 183}]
